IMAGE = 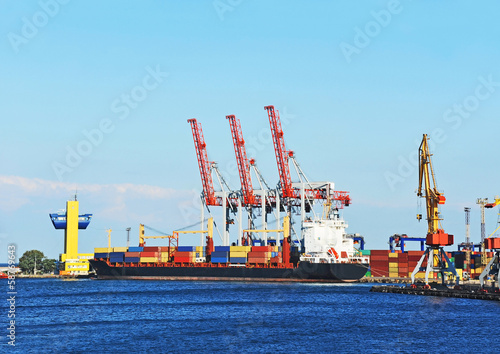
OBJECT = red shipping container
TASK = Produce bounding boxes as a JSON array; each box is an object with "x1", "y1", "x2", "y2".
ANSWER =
[
  {"x1": 485, "y1": 238, "x2": 500, "y2": 250},
  {"x1": 125, "y1": 252, "x2": 141, "y2": 257},
  {"x1": 252, "y1": 246, "x2": 273, "y2": 252},
  {"x1": 140, "y1": 252, "x2": 159, "y2": 257},
  {"x1": 174, "y1": 257, "x2": 193, "y2": 263},
  {"x1": 371, "y1": 255, "x2": 389, "y2": 262},
  {"x1": 270, "y1": 257, "x2": 281, "y2": 263},
  {"x1": 248, "y1": 251, "x2": 269, "y2": 258},
  {"x1": 398, "y1": 253, "x2": 409, "y2": 259},
  {"x1": 248, "y1": 258, "x2": 267, "y2": 263},
  {"x1": 143, "y1": 247, "x2": 161, "y2": 252},
  {"x1": 407, "y1": 251, "x2": 424, "y2": 256},
  {"x1": 174, "y1": 252, "x2": 194, "y2": 257}
]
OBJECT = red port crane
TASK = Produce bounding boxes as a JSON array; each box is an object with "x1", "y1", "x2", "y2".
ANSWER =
[
  {"x1": 264, "y1": 105, "x2": 296, "y2": 200},
  {"x1": 226, "y1": 115, "x2": 260, "y2": 207},
  {"x1": 187, "y1": 119, "x2": 221, "y2": 206}
]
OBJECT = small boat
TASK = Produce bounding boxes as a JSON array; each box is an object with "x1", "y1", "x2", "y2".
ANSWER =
[{"x1": 49, "y1": 212, "x2": 92, "y2": 229}]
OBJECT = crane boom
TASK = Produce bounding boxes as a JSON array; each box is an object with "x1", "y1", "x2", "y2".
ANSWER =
[
  {"x1": 227, "y1": 115, "x2": 260, "y2": 206},
  {"x1": 417, "y1": 134, "x2": 452, "y2": 246},
  {"x1": 188, "y1": 119, "x2": 220, "y2": 206},
  {"x1": 264, "y1": 105, "x2": 296, "y2": 200}
]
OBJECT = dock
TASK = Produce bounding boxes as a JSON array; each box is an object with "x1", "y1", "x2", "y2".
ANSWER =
[{"x1": 370, "y1": 284, "x2": 500, "y2": 301}]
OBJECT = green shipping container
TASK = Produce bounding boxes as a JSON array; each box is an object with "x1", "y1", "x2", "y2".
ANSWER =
[{"x1": 360, "y1": 250, "x2": 371, "y2": 256}]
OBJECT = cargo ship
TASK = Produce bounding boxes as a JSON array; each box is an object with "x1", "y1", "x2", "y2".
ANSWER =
[
  {"x1": 90, "y1": 211, "x2": 369, "y2": 282},
  {"x1": 90, "y1": 106, "x2": 369, "y2": 282}
]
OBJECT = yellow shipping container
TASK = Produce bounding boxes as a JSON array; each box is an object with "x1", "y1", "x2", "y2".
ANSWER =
[
  {"x1": 230, "y1": 251, "x2": 248, "y2": 258},
  {"x1": 94, "y1": 247, "x2": 111, "y2": 253},
  {"x1": 388, "y1": 252, "x2": 398, "y2": 258},
  {"x1": 388, "y1": 272, "x2": 399, "y2": 278},
  {"x1": 196, "y1": 246, "x2": 205, "y2": 252},
  {"x1": 414, "y1": 272, "x2": 434, "y2": 279},
  {"x1": 140, "y1": 257, "x2": 158, "y2": 263},
  {"x1": 389, "y1": 262, "x2": 398, "y2": 267},
  {"x1": 113, "y1": 247, "x2": 128, "y2": 252},
  {"x1": 230, "y1": 246, "x2": 251, "y2": 252}
]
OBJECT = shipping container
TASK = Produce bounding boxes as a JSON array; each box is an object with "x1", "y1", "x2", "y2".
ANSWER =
[
  {"x1": 140, "y1": 257, "x2": 158, "y2": 263},
  {"x1": 230, "y1": 257, "x2": 247, "y2": 263},
  {"x1": 230, "y1": 246, "x2": 251, "y2": 252},
  {"x1": 128, "y1": 247, "x2": 144, "y2": 252},
  {"x1": 252, "y1": 246, "x2": 273, "y2": 252},
  {"x1": 178, "y1": 246, "x2": 197, "y2": 252},
  {"x1": 214, "y1": 246, "x2": 231, "y2": 252},
  {"x1": 94, "y1": 247, "x2": 111, "y2": 253},
  {"x1": 141, "y1": 252, "x2": 159, "y2": 257},
  {"x1": 143, "y1": 246, "x2": 161, "y2": 252},
  {"x1": 230, "y1": 251, "x2": 248, "y2": 258},
  {"x1": 125, "y1": 257, "x2": 140, "y2": 263},
  {"x1": 125, "y1": 252, "x2": 141, "y2": 258},
  {"x1": 113, "y1": 247, "x2": 128, "y2": 252},
  {"x1": 94, "y1": 253, "x2": 109, "y2": 259},
  {"x1": 211, "y1": 257, "x2": 229, "y2": 263}
]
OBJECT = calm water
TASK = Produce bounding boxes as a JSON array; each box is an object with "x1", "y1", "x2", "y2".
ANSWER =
[{"x1": 2, "y1": 279, "x2": 499, "y2": 353}]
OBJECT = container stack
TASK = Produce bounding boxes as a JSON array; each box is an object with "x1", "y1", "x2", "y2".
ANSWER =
[
  {"x1": 407, "y1": 251, "x2": 431, "y2": 279},
  {"x1": 211, "y1": 246, "x2": 230, "y2": 263},
  {"x1": 369, "y1": 250, "x2": 390, "y2": 277},
  {"x1": 248, "y1": 245, "x2": 271, "y2": 264},
  {"x1": 388, "y1": 252, "x2": 398, "y2": 278},
  {"x1": 140, "y1": 246, "x2": 160, "y2": 263},
  {"x1": 94, "y1": 247, "x2": 110, "y2": 259},
  {"x1": 174, "y1": 246, "x2": 197, "y2": 263},
  {"x1": 229, "y1": 246, "x2": 251, "y2": 263},
  {"x1": 109, "y1": 251, "x2": 125, "y2": 263}
]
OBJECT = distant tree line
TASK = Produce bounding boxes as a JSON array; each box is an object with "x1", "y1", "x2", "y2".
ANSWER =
[{"x1": 19, "y1": 250, "x2": 56, "y2": 274}]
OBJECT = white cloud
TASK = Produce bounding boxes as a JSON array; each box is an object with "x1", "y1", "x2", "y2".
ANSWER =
[{"x1": 0, "y1": 175, "x2": 188, "y2": 212}]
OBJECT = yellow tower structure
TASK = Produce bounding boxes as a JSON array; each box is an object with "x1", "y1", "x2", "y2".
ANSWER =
[
  {"x1": 51, "y1": 199, "x2": 94, "y2": 276},
  {"x1": 65, "y1": 200, "x2": 79, "y2": 259}
]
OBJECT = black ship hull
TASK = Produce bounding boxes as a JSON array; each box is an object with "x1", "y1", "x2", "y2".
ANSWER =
[{"x1": 89, "y1": 260, "x2": 368, "y2": 283}]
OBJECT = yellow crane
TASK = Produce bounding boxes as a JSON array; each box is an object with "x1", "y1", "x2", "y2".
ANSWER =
[
  {"x1": 139, "y1": 224, "x2": 177, "y2": 247},
  {"x1": 416, "y1": 134, "x2": 448, "y2": 242},
  {"x1": 411, "y1": 134, "x2": 458, "y2": 288}
]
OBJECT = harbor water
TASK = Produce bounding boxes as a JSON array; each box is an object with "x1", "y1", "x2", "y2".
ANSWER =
[{"x1": 3, "y1": 279, "x2": 500, "y2": 352}]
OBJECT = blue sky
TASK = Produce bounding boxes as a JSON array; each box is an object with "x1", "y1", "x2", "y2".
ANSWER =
[{"x1": 1, "y1": 0, "x2": 499, "y2": 262}]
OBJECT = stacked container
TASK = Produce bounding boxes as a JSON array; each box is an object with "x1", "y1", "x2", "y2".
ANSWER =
[
  {"x1": 247, "y1": 245, "x2": 273, "y2": 264},
  {"x1": 229, "y1": 246, "x2": 251, "y2": 263},
  {"x1": 212, "y1": 246, "x2": 230, "y2": 263}
]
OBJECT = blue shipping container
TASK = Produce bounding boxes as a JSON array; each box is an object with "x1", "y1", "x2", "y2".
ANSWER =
[
  {"x1": 178, "y1": 246, "x2": 197, "y2": 252},
  {"x1": 211, "y1": 251, "x2": 229, "y2": 257},
  {"x1": 109, "y1": 252, "x2": 125, "y2": 258},
  {"x1": 124, "y1": 257, "x2": 140, "y2": 263},
  {"x1": 94, "y1": 253, "x2": 109, "y2": 259},
  {"x1": 211, "y1": 257, "x2": 229, "y2": 263},
  {"x1": 230, "y1": 257, "x2": 247, "y2": 263},
  {"x1": 110, "y1": 258, "x2": 123, "y2": 263},
  {"x1": 128, "y1": 247, "x2": 143, "y2": 252},
  {"x1": 215, "y1": 246, "x2": 230, "y2": 252}
]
